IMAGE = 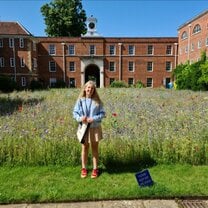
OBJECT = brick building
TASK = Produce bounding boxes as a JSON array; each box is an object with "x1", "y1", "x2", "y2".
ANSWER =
[
  {"x1": 1, "y1": 9, "x2": 206, "y2": 89},
  {"x1": 0, "y1": 22, "x2": 38, "y2": 87},
  {"x1": 178, "y1": 9, "x2": 208, "y2": 64}
]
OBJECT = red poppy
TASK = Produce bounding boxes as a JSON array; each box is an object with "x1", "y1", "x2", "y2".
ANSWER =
[{"x1": 112, "y1": 113, "x2": 117, "y2": 117}]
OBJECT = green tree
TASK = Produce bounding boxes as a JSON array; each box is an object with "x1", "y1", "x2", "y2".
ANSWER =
[
  {"x1": 41, "y1": 0, "x2": 87, "y2": 37},
  {"x1": 173, "y1": 50, "x2": 208, "y2": 91}
]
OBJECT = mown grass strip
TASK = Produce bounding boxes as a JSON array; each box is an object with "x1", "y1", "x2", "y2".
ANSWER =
[{"x1": 0, "y1": 164, "x2": 208, "y2": 204}]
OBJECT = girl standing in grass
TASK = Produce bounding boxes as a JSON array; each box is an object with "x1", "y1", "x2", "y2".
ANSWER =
[{"x1": 73, "y1": 81, "x2": 105, "y2": 179}]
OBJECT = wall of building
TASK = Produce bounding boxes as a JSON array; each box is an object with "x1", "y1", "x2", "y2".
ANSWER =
[{"x1": 178, "y1": 10, "x2": 208, "y2": 64}]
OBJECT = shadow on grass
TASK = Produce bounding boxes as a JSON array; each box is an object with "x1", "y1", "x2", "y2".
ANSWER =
[
  {"x1": 0, "y1": 96, "x2": 44, "y2": 116},
  {"x1": 102, "y1": 157, "x2": 157, "y2": 174}
]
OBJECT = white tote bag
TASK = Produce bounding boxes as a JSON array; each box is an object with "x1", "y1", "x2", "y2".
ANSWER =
[{"x1": 76, "y1": 123, "x2": 90, "y2": 144}]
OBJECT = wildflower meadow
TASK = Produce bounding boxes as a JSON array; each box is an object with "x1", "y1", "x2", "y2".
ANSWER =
[{"x1": 0, "y1": 88, "x2": 208, "y2": 167}]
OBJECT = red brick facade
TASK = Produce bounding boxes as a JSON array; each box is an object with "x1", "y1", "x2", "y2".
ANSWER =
[
  {"x1": 36, "y1": 37, "x2": 177, "y2": 88},
  {"x1": 0, "y1": 10, "x2": 207, "y2": 88},
  {"x1": 178, "y1": 10, "x2": 208, "y2": 64}
]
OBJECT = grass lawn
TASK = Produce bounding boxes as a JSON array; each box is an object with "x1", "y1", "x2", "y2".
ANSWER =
[{"x1": 0, "y1": 164, "x2": 208, "y2": 204}]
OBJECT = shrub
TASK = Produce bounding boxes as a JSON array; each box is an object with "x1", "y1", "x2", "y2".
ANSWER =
[
  {"x1": 110, "y1": 80, "x2": 128, "y2": 88},
  {"x1": 0, "y1": 76, "x2": 17, "y2": 93}
]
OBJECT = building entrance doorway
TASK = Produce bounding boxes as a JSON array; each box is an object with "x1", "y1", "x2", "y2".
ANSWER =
[{"x1": 85, "y1": 64, "x2": 100, "y2": 87}]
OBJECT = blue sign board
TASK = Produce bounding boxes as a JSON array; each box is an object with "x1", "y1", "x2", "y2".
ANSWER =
[{"x1": 135, "y1": 169, "x2": 154, "y2": 187}]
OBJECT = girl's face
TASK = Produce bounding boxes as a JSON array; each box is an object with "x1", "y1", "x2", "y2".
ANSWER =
[{"x1": 85, "y1": 84, "x2": 94, "y2": 97}]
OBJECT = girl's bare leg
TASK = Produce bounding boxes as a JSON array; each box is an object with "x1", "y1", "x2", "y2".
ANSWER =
[
  {"x1": 81, "y1": 143, "x2": 89, "y2": 169},
  {"x1": 91, "y1": 141, "x2": 99, "y2": 169}
]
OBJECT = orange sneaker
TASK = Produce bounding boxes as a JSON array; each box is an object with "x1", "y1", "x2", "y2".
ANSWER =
[
  {"x1": 81, "y1": 168, "x2": 87, "y2": 178},
  {"x1": 91, "y1": 169, "x2": 99, "y2": 179}
]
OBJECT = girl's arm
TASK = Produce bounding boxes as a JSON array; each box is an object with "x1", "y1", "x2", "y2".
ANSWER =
[{"x1": 92, "y1": 105, "x2": 106, "y2": 122}]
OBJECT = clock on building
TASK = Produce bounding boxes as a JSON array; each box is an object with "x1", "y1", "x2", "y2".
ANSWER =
[{"x1": 88, "y1": 22, "x2": 95, "y2": 29}]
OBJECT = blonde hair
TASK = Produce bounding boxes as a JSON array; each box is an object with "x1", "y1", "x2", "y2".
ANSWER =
[{"x1": 78, "y1": 80, "x2": 103, "y2": 105}]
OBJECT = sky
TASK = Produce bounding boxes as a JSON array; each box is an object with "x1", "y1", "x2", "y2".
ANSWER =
[{"x1": 0, "y1": 0, "x2": 207, "y2": 37}]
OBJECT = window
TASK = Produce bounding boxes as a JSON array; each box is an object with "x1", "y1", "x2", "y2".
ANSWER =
[
  {"x1": 9, "y1": 38, "x2": 14, "y2": 48},
  {"x1": 0, "y1": 57, "x2": 5, "y2": 67},
  {"x1": 147, "y1": 45, "x2": 153, "y2": 55},
  {"x1": 33, "y1": 58, "x2": 37, "y2": 70},
  {"x1": 191, "y1": 43, "x2": 194, "y2": 51},
  {"x1": 20, "y1": 58, "x2": 25, "y2": 67},
  {"x1": 128, "y1": 45, "x2": 135, "y2": 55},
  {"x1": 0, "y1": 39, "x2": 3, "y2": 48},
  {"x1": 10, "y1": 58, "x2": 15, "y2": 67},
  {"x1": 109, "y1": 45, "x2": 116, "y2": 55},
  {"x1": 21, "y1": 77, "x2": 26, "y2": 87},
  {"x1": 147, "y1": 62, "x2": 153, "y2": 72},
  {"x1": 68, "y1": 45, "x2": 75, "y2": 55},
  {"x1": 33, "y1": 41, "x2": 37, "y2": 51},
  {"x1": 49, "y1": 44, "x2": 56, "y2": 55},
  {"x1": 89, "y1": 45, "x2": 95, "y2": 55},
  {"x1": 166, "y1": 45, "x2": 172, "y2": 55},
  {"x1": 110, "y1": 78, "x2": 115, "y2": 85},
  {"x1": 69, "y1": 61, "x2": 75, "y2": 72},
  {"x1": 128, "y1": 61, "x2": 134, "y2": 72},
  {"x1": 193, "y1": 24, "x2": 201, "y2": 34},
  {"x1": 19, "y1": 38, "x2": 24, "y2": 48},
  {"x1": 166, "y1": 62, "x2": 172, "y2": 71},
  {"x1": 146, "y1": 78, "x2": 153, "y2": 87},
  {"x1": 198, "y1": 40, "x2": 202, "y2": 49},
  {"x1": 206, "y1": 37, "x2": 208, "y2": 46},
  {"x1": 185, "y1": 46, "x2": 188, "y2": 53},
  {"x1": 69, "y1": 78, "x2": 76, "y2": 87},
  {"x1": 50, "y1": 78, "x2": 57, "y2": 87},
  {"x1": 109, "y1": 61, "x2": 116, "y2": 71},
  {"x1": 128, "y1": 78, "x2": 134, "y2": 86},
  {"x1": 49, "y1": 61, "x2": 56, "y2": 72},
  {"x1": 181, "y1": 31, "x2": 188, "y2": 40}
]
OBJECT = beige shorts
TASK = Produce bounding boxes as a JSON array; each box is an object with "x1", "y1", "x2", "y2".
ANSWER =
[{"x1": 84, "y1": 126, "x2": 103, "y2": 144}]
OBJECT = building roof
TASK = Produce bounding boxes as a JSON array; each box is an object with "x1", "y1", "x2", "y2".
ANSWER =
[
  {"x1": 178, "y1": 9, "x2": 208, "y2": 30},
  {"x1": 0, "y1": 21, "x2": 32, "y2": 35}
]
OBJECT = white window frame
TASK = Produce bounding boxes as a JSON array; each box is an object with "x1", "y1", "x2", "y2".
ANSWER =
[
  {"x1": 109, "y1": 61, "x2": 116, "y2": 72},
  {"x1": 193, "y1": 24, "x2": 201, "y2": 34},
  {"x1": 33, "y1": 58, "x2": 37, "y2": 70},
  {"x1": 147, "y1": 62, "x2": 153, "y2": 72},
  {"x1": 21, "y1": 77, "x2": 26, "y2": 87},
  {"x1": 191, "y1": 43, "x2": 194, "y2": 51},
  {"x1": 166, "y1": 61, "x2": 172, "y2": 72},
  {"x1": 19, "y1": 38, "x2": 24, "y2": 48},
  {"x1": 181, "y1": 31, "x2": 188, "y2": 40},
  {"x1": 147, "y1": 45, "x2": 154, "y2": 55},
  {"x1": 10, "y1": 58, "x2": 15, "y2": 67},
  {"x1": 49, "y1": 61, "x2": 56, "y2": 72},
  {"x1": 20, "y1": 58, "x2": 25, "y2": 67},
  {"x1": 109, "y1": 45, "x2": 116, "y2": 55},
  {"x1": 0, "y1": 57, "x2": 5, "y2": 67},
  {"x1": 128, "y1": 78, "x2": 134, "y2": 86},
  {"x1": 198, "y1": 40, "x2": 202, "y2": 49},
  {"x1": 89, "y1": 45, "x2": 96, "y2": 55},
  {"x1": 166, "y1": 45, "x2": 172, "y2": 55},
  {"x1": 69, "y1": 61, "x2": 75, "y2": 72},
  {"x1": 128, "y1": 45, "x2": 135, "y2": 55},
  {"x1": 147, "y1": 78, "x2": 153, "y2": 88},
  {"x1": 69, "y1": 78, "x2": 76, "y2": 87},
  {"x1": 0, "y1": 39, "x2": 3, "y2": 48},
  {"x1": 9, "y1": 38, "x2": 14, "y2": 48},
  {"x1": 49, "y1": 44, "x2": 56, "y2": 55},
  {"x1": 206, "y1": 37, "x2": 208, "y2": 46},
  {"x1": 68, "y1": 45, "x2": 75, "y2": 55},
  {"x1": 128, "y1": 61, "x2": 135, "y2": 72},
  {"x1": 49, "y1": 78, "x2": 57, "y2": 87}
]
